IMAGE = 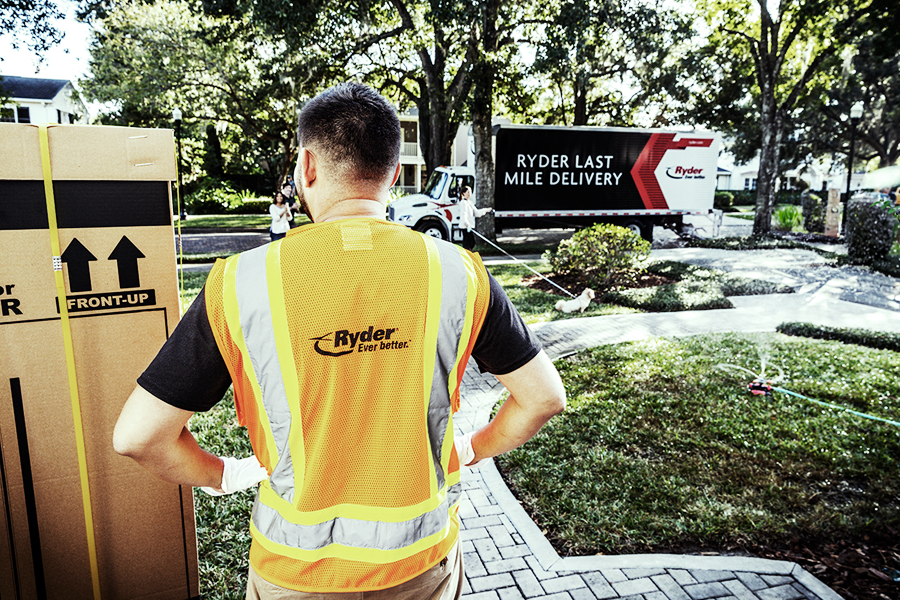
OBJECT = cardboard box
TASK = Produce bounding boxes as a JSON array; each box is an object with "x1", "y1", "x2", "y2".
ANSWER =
[{"x1": 0, "y1": 124, "x2": 199, "y2": 599}]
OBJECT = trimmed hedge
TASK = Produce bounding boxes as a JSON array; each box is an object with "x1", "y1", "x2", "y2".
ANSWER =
[
  {"x1": 845, "y1": 196, "x2": 897, "y2": 265},
  {"x1": 777, "y1": 322, "x2": 900, "y2": 352},
  {"x1": 801, "y1": 191, "x2": 826, "y2": 234}
]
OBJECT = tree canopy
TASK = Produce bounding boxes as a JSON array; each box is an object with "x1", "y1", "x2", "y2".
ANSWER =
[
  {"x1": 79, "y1": 0, "x2": 900, "y2": 225},
  {"x1": 84, "y1": 0, "x2": 306, "y2": 186},
  {"x1": 1, "y1": 0, "x2": 65, "y2": 55}
]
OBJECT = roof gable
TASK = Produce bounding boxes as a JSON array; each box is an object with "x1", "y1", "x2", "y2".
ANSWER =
[{"x1": 0, "y1": 75, "x2": 70, "y2": 100}]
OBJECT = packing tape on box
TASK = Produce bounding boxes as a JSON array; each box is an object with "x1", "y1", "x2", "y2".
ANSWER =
[{"x1": 38, "y1": 124, "x2": 103, "y2": 600}]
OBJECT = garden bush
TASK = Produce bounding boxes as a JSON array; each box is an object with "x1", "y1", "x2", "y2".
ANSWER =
[
  {"x1": 185, "y1": 178, "x2": 270, "y2": 215},
  {"x1": 714, "y1": 191, "x2": 734, "y2": 211},
  {"x1": 844, "y1": 196, "x2": 897, "y2": 264},
  {"x1": 542, "y1": 223, "x2": 650, "y2": 291},
  {"x1": 777, "y1": 322, "x2": 900, "y2": 352},
  {"x1": 236, "y1": 200, "x2": 272, "y2": 214},
  {"x1": 776, "y1": 190, "x2": 802, "y2": 205},
  {"x1": 773, "y1": 205, "x2": 802, "y2": 231},
  {"x1": 730, "y1": 189, "x2": 755, "y2": 206},
  {"x1": 872, "y1": 254, "x2": 900, "y2": 278},
  {"x1": 800, "y1": 191, "x2": 826, "y2": 233}
]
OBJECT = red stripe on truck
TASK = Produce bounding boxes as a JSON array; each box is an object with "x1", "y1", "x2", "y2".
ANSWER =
[{"x1": 630, "y1": 134, "x2": 714, "y2": 210}]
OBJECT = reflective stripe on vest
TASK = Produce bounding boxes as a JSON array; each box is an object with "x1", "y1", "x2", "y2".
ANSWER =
[{"x1": 218, "y1": 229, "x2": 481, "y2": 563}]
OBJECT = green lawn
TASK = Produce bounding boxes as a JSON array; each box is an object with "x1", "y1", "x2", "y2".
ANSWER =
[
  {"x1": 485, "y1": 263, "x2": 639, "y2": 323},
  {"x1": 190, "y1": 390, "x2": 255, "y2": 600},
  {"x1": 496, "y1": 332, "x2": 900, "y2": 555},
  {"x1": 175, "y1": 214, "x2": 312, "y2": 229}
]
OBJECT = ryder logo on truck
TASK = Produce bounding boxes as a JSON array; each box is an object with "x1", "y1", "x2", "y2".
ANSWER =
[
  {"x1": 311, "y1": 326, "x2": 410, "y2": 357},
  {"x1": 665, "y1": 166, "x2": 706, "y2": 180}
]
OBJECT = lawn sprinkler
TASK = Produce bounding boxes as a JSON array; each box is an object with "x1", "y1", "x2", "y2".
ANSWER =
[
  {"x1": 716, "y1": 354, "x2": 900, "y2": 429},
  {"x1": 716, "y1": 351, "x2": 784, "y2": 398}
]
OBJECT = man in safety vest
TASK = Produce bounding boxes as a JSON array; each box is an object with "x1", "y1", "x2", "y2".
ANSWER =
[{"x1": 114, "y1": 82, "x2": 566, "y2": 599}]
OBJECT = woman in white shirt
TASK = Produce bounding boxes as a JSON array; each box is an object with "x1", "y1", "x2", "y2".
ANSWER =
[
  {"x1": 459, "y1": 185, "x2": 492, "y2": 250},
  {"x1": 269, "y1": 191, "x2": 292, "y2": 241}
]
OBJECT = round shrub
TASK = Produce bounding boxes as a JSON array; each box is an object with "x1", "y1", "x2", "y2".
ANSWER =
[
  {"x1": 845, "y1": 196, "x2": 897, "y2": 264},
  {"x1": 714, "y1": 191, "x2": 734, "y2": 211},
  {"x1": 543, "y1": 223, "x2": 650, "y2": 291},
  {"x1": 800, "y1": 190, "x2": 825, "y2": 233}
]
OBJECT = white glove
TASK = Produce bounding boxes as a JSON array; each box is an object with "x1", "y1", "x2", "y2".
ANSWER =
[
  {"x1": 201, "y1": 456, "x2": 268, "y2": 496},
  {"x1": 454, "y1": 432, "x2": 488, "y2": 469}
]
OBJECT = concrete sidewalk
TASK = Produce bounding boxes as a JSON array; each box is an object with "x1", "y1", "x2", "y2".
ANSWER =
[{"x1": 454, "y1": 259, "x2": 900, "y2": 600}]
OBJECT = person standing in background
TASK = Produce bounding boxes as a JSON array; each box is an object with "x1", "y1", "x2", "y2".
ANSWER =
[
  {"x1": 458, "y1": 185, "x2": 492, "y2": 251},
  {"x1": 268, "y1": 191, "x2": 292, "y2": 241}
]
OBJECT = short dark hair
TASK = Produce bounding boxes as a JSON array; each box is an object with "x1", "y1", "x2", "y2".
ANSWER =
[{"x1": 297, "y1": 82, "x2": 400, "y2": 182}]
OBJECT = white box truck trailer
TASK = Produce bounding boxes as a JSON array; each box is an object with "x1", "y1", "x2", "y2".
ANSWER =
[{"x1": 387, "y1": 124, "x2": 722, "y2": 242}]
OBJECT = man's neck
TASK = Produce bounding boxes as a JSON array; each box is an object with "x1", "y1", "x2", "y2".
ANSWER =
[{"x1": 315, "y1": 198, "x2": 386, "y2": 223}]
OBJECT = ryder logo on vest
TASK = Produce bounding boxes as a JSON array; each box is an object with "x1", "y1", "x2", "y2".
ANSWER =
[{"x1": 311, "y1": 326, "x2": 410, "y2": 357}]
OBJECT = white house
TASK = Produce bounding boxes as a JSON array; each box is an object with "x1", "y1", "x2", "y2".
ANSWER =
[
  {"x1": 716, "y1": 151, "x2": 866, "y2": 194},
  {"x1": 0, "y1": 75, "x2": 89, "y2": 125},
  {"x1": 394, "y1": 109, "x2": 473, "y2": 195}
]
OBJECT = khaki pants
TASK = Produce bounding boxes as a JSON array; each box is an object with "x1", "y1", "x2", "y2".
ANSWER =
[{"x1": 246, "y1": 540, "x2": 463, "y2": 600}]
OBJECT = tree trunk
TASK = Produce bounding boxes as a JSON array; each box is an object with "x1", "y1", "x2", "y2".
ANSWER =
[
  {"x1": 416, "y1": 29, "x2": 471, "y2": 176},
  {"x1": 753, "y1": 98, "x2": 783, "y2": 236},
  {"x1": 277, "y1": 135, "x2": 296, "y2": 191},
  {"x1": 471, "y1": 0, "x2": 501, "y2": 242},
  {"x1": 573, "y1": 73, "x2": 588, "y2": 126}
]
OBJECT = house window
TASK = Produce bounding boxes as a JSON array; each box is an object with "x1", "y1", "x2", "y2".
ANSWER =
[
  {"x1": 0, "y1": 108, "x2": 13, "y2": 122},
  {"x1": 744, "y1": 177, "x2": 757, "y2": 190},
  {"x1": 58, "y1": 109, "x2": 70, "y2": 124},
  {"x1": 17, "y1": 107, "x2": 31, "y2": 123},
  {"x1": 401, "y1": 121, "x2": 418, "y2": 157}
]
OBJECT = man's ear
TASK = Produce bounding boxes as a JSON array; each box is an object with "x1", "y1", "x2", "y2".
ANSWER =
[
  {"x1": 389, "y1": 162, "x2": 401, "y2": 187},
  {"x1": 299, "y1": 148, "x2": 317, "y2": 187}
]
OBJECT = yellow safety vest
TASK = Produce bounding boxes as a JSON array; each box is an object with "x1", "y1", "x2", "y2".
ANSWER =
[{"x1": 205, "y1": 218, "x2": 490, "y2": 592}]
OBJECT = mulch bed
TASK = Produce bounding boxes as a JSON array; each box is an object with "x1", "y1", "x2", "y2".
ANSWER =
[
  {"x1": 518, "y1": 267, "x2": 900, "y2": 598},
  {"x1": 748, "y1": 532, "x2": 900, "y2": 600},
  {"x1": 521, "y1": 271, "x2": 676, "y2": 297},
  {"x1": 655, "y1": 532, "x2": 900, "y2": 600}
]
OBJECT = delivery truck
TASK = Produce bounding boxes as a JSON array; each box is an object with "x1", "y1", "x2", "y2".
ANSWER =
[{"x1": 387, "y1": 124, "x2": 722, "y2": 242}]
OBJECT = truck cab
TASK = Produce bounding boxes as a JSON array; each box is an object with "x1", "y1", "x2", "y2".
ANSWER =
[{"x1": 388, "y1": 166, "x2": 475, "y2": 241}]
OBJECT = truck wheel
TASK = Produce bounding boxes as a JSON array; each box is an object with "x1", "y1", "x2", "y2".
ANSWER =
[
  {"x1": 415, "y1": 220, "x2": 447, "y2": 240},
  {"x1": 621, "y1": 219, "x2": 653, "y2": 243}
]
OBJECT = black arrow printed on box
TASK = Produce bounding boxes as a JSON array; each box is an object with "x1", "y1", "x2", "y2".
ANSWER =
[
  {"x1": 60, "y1": 238, "x2": 97, "y2": 293},
  {"x1": 60, "y1": 236, "x2": 147, "y2": 293},
  {"x1": 108, "y1": 236, "x2": 146, "y2": 289}
]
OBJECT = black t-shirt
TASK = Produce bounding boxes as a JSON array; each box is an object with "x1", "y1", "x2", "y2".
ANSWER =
[{"x1": 138, "y1": 271, "x2": 541, "y2": 412}]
